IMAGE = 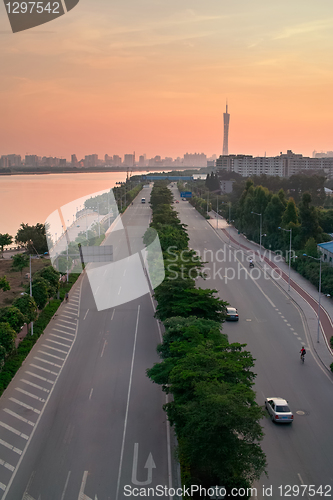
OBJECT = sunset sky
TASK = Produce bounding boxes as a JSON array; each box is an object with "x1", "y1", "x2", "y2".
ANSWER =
[{"x1": 1, "y1": 0, "x2": 333, "y2": 160}]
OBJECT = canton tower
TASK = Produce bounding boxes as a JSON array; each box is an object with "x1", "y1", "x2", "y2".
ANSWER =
[{"x1": 223, "y1": 101, "x2": 230, "y2": 155}]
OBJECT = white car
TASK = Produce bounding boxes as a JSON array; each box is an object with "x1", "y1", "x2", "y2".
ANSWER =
[{"x1": 265, "y1": 397, "x2": 293, "y2": 424}]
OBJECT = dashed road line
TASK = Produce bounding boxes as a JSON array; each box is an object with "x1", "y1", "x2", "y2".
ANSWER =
[
  {"x1": 0, "y1": 459, "x2": 15, "y2": 472},
  {"x1": 0, "y1": 483, "x2": 6, "y2": 491},
  {"x1": 52, "y1": 329, "x2": 75, "y2": 336},
  {"x1": 38, "y1": 350, "x2": 65, "y2": 361},
  {"x1": 15, "y1": 388, "x2": 45, "y2": 403},
  {"x1": 25, "y1": 371, "x2": 55, "y2": 385},
  {"x1": 89, "y1": 388, "x2": 93, "y2": 400},
  {"x1": 0, "y1": 420, "x2": 30, "y2": 438},
  {"x1": 54, "y1": 324, "x2": 76, "y2": 331},
  {"x1": 20, "y1": 379, "x2": 50, "y2": 393},
  {"x1": 34, "y1": 355, "x2": 63, "y2": 368},
  {"x1": 3, "y1": 409, "x2": 35, "y2": 427},
  {"x1": 45, "y1": 339, "x2": 72, "y2": 348},
  {"x1": 29, "y1": 364, "x2": 58, "y2": 376},
  {"x1": 0, "y1": 438, "x2": 22, "y2": 455},
  {"x1": 49, "y1": 333, "x2": 72, "y2": 343},
  {"x1": 101, "y1": 340, "x2": 107, "y2": 358},
  {"x1": 41, "y1": 345, "x2": 68, "y2": 354},
  {"x1": 83, "y1": 309, "x2": 89, "y2": 321},
  {"x1": 56, "y1": 319, "x2": 77, "y2": 326}
]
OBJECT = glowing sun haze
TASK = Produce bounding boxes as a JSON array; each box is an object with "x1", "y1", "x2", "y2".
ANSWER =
[{"x1": 1, "y1": 0, "x2": 333, "y2": 159}]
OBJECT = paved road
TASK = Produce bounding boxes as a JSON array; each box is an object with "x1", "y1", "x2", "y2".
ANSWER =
[
  {"x1": 172, "y1": 188, "x2": 333, "y2": 499},
  {"x1": 0, "y1": 187, "x2": 173, "y2": 500}
]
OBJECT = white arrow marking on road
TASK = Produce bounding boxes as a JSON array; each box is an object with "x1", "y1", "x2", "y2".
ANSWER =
[
  {"x1": 78, "y1": 471, "x2": 98, "y2": 500},
  {"x1": 131, "y1": 443, "x2": 156, "y2": 485}
]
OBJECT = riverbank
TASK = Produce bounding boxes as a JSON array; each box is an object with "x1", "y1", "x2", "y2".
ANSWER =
[{"x1": 0, "y1": 166, "x2": 201, "y2": 176}]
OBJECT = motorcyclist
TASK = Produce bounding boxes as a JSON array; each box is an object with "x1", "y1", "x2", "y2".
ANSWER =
[
  {"x1": 249, "y1": 258, "x2": 254, "y2": 267},
  {"x1": 300, "y1": 346, "x2": 306, "y2": 359}
]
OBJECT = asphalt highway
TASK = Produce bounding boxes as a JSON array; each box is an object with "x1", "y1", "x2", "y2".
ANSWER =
[
  {"x1": 172, "y1": 187, "x2": 333, "y2": 500},
  {"x1": 0, "y1": 187, "x2": 173, "y2": 500}
]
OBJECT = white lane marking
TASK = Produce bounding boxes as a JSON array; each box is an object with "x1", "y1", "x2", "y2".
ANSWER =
[
  {"x1": 60, "y1": 471, "x2": 71, "y2": 500},
  {"x1": 89, "y1": 389, "x2": 93, "y2": 400},
  {"x1": 62, "y1": 314, "x2": 77, "y2": 320},
  {"x1": 57, "y1": 319, "x2": 77, "y2": 326},
  {"x1": 55, "y1": 324, "x2": 76, "y2": 331},
  {"x1": 118, "y1": 286, "x2": 122, "y2": 295},
  {"x1": 123, "y1": 269, "x2": 127, "y2": 277},
  {"x1": 20, "y1": 379, "x2": 50, "y2": 393},
  {"x1": 293, "y1": 332, "x2": 298, "y2": 335},
  {"x1": 1, "y1": 275, "x2": 83, "y2": 500},
  {"x1": 41, "y1": 345, "x2": 68, "y2": 354},
  {"x1": 65, "y1": 306, "x2": 78, "y2": 312},
  {"x1": 290, "y1": 328, "x2": 294, "y2": 331},
  {"x1": 100, "y1": 340, "x2": 107, "y2": 358},
  {"x1": 38, "y1": 350, "x2": 65, "y2": 361},
  {"x1": 0, "y1": 420, "x2": 30, "y2": 438},
  {"x1": 0, "y1": 483, "x2": 6, "y2": 491},
  {"x1": 131, "y1": 443, "x2": 156, "y2": 485},
  {"x1": 9, "y1": 398, "x2": 41, "y2": 415},
  {"x1": 115, "y1": 306, "x2": 140, "y2": 500},
  {"x1": 29, "y1": 364, "x2": 58, "y2": 376},
  {"x1": 25, "y1": 371, "x2": 55, "y2": 384},
  {"x1": 15, "y1": 388, "x2": 45, "y2": 403},
  {"x1": 111, "y1": 309, "x2": 115, "y2": 321},
  {"x1": 3, "y1": 409, "x2": 35, "y2": 427},
  {"x1": 49, "y1": 334, "x2": 72, "y2": 343},
  {"x1": 34, "y1": 356, "x2": 61, "y2": 368},
  {"x1": 45, "y1": 339, "x2": 72, "y2": 348},
  {"x1": 297, "y1": 473, "x2": 310, "y2": 500},
  {"x1": 52, "y1": 329, "x2": 75, "y2": 336},
  {"x1": 283, "y1": 319, "x2": 288, "y2": 322},
  {"x1": 70, "y1": 299, "x2": 80, "y2": 304},
  {"x1": 287, "y1": 323, "x2": 291, "y2": 326},
  {"x1": 297, "y1": 337, "x2": 302, "y2": 340},
  {"x1": 84, "y1": 309, "x2": 89, "y2": 321},
  {"x1": 0, "y1": 438, "x2": 22, "y2": 455},
  {"x1": 0, "y1": 459, "x2": 15, "y2": 472}
]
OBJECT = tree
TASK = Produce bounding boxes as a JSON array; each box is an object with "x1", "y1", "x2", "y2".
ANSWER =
[
  {"x1": 15, "y1": 223, "x2": 48, "y2": 254},
  {"x1": 12, "y1": 294, "x2": 37, "y2": 323},
  {"x1": 11, "y1": 253, "x2": 29, "y2": 279},
  {"x1": 282, "y1": 197, "x2": 299, "y2": 226},
  {"x1": 0, "y1": 306, "x2": 25, "y2": 333},
  {"x1": 31, "y1": 278, "x2": 48, "y2": 309},
  {"x1": 0, "y1": 322, "x2": 16, "y2": 355},
  {"x1": 298, "y1": 193, "x2": 322, "y2": 243},
  {"x1": 264, "y1": 194, "x2": 286, "y2": 233},
  {"x1": 148, "y1": 342, "x2": 266, "y2": 493},
  {"x1": 0, "y1": 276, "x2": 10, "y2": 292},
  {"x1": 0, "y1": 233, "x2": 13, "y2": 257},
  {"x1": 304, "y1": 237, "x2": 319, "y2": 258},
  {"x1": 154, "y1": 279, "x2": 227, "y2": 322},
  {"x1": 34, "y1": 265, "x2": 60, "y2": 296}
]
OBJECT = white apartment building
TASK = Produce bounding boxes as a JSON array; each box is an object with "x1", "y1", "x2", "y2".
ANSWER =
[{"x1": 216, "y1": 150, "x2": 333, "y2": 178}]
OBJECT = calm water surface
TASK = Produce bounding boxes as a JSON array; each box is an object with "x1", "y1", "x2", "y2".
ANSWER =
[{"x1": 0, "y1": 172, "x2": 129, "y2": 238}]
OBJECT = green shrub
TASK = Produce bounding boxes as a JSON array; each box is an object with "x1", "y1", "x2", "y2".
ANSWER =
[
  {"x1": 330, "y1": 362, "x2": 333, "y2": 373},
  {"x1": 330, "y1": 336, "x2": 333, "y2": 348}
]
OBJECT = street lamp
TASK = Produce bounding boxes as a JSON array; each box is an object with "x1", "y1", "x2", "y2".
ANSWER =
[
  {"x1": 303, "y1": 253, "x2": 322, "y2": 343},
  {"x1": 251, "y1": 211, "x2": 262, "y2": 258},
  {"x1": 278, "y1": 227, "x2": 292, "y2": 291}
]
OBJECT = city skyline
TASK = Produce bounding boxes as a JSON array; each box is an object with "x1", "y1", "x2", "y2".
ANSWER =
[{"x1": 1, "y1": 1, "x2": 333, "y2": 160}]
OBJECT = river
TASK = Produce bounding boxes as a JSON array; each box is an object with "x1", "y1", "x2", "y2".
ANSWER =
[{"x1": 0, "y1": 172, "x2": 132, "y2": 240}]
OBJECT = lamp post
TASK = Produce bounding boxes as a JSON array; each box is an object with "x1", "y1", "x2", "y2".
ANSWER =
[
  {"x1": 97, "y1": 202, "x2": 101, "y2": 237},
  {"x1": 303, "y1": 253, "x2": 322, "y2": 343},
  {"x1": 29, "y1": 254, "x2": 33, "y2": 336},
  {"x1": 216, "y1": 195, "x2": 219, "y2": 229},
  {"x1": 251, "y1": 211, "x2": 262, "y2": 258},
  {"x1": 206, "y1": 190, "x2": 209, "y2": 214},
  {"x1": 278, "y1": 227, "x2": 292, "y2": 291}
]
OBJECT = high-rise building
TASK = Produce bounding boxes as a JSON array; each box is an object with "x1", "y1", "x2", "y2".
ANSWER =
[
  {"x1": 72, "y1": 154, "x2": 78, "y2": 165},
  {"x1": 223, "y1": 101, "x2": 230, "y2": 156},
  {"x1": 124, "y1": 154, "x2": 135, "y2": 167},
  {"x1": 6, "y1": 154, "x2": 21, "y2": 166},
  {"x1": 25, "y1": 155, "x2": 39, "y2": 167}
]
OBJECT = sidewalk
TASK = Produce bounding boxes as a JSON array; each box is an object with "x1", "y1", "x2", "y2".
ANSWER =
[{"x1": 208, "y1": 212, "x2": 333, "y2": 373}]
